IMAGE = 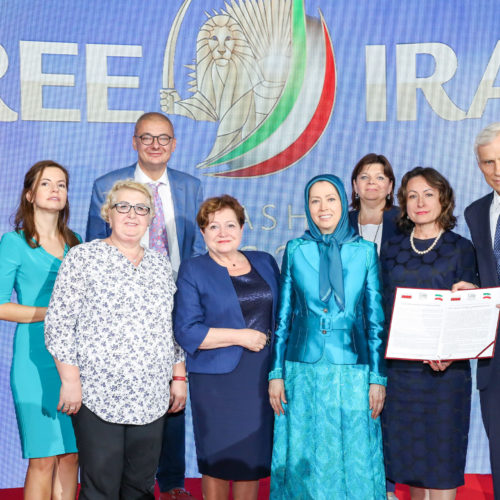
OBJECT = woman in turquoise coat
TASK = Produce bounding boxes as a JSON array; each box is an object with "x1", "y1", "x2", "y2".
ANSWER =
[
  {"x1": 268, "y1": 174, "x2": 387, "y2": 500},
  {"x1": 0, "y1": 161, "x2": 80, "y2": 499}
]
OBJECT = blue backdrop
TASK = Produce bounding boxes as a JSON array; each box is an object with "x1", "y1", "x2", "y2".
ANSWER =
[{"x1": 0, "y1": 0, "x2": 497, "y2": 486}]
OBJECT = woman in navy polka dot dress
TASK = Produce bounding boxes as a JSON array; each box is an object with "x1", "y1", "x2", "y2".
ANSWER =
[{"x1": 380, "y1": 167, "x2": 478, "y2": 500}]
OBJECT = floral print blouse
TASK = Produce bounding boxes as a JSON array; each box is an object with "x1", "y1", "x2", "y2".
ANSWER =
[{"x1": 45, "y1": 240, "x2": 184, "y2": 425}]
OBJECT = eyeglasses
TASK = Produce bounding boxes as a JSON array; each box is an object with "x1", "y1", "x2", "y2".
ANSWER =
[
  {"x1": 112, "y1": 202, "x2": 151, "y2": 216},
  {"x1": 134, "y1": 134, "x2": 174, "y2": 146}
]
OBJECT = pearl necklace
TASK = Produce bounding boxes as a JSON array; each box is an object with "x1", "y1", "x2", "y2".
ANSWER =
[{"x1": 410, "y1": 228, "x2": 444, "y2": 255}]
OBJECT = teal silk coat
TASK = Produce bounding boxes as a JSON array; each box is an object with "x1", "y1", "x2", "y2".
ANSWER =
[{"x1": 269, "y1": 237, "x2": 387, "y2": 384}]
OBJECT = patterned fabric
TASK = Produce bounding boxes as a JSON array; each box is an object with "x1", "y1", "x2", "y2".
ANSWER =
[
  {"x1": 380, "y1": 230, "x2": 477, "y2": 488},
  {"x1": 494, "y1": 214, "x2": 500, "y2": 280},
  {"x1": 270, "y1": 360, "x2": 386, "y2": 500},
  {"x1": 45, "y1": 240, "x2": 183, "y2": 425},
  {"x1": 148, "y1": 182, "x2": 169, "y2": 255},
  {"x1": 0, "y1": 231, "x2": 78, "y2": 458}
]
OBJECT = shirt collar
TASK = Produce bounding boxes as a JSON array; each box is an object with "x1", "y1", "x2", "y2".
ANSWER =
[
  {"x1": 493, "y1": 190, "x2": 500, "y2": 210},
  {"x1": 134, "y1": 163, "x2": 168, "y2": 184}
]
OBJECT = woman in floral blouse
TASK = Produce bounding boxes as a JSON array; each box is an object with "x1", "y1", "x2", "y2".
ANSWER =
[{"x1": 45, "y1": 179, "x2": 186, "y2": 500}]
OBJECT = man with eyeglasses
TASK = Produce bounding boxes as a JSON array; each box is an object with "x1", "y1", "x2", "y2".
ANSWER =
[{"x1": 86, "y1": 112, "x2": 204, "y2": 500}]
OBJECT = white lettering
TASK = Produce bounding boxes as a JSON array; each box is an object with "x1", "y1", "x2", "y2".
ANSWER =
[
  {"x1": 365, "y1": 45, "x2": 387, "y2": 122},
  {"x1": 0, "y1": 45, "x2": 18, "y2": 121},
  {"x1": 396, "y1": 43, "x2": 466, "y2": 121},
  {"x1": 468, "y1": 41, "x2": 500, "y2": 118},
  {"x1": 20, "y1": 41, "x2": 80, "y2": 121},
  {"x1": 86, "y1": 44, "x2": 142, "y2": 122},
  {"x1": 262, "y1": 204, "x2": 277, "y2": 230}
]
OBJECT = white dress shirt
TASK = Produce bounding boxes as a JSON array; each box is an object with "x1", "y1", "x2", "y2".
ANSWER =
[
  {"x1": 489, "y1": 190, "x2": 500, "y2": 247},
  {"x1": 134, "y1": 164, "x2": 181, "y2": 275}
]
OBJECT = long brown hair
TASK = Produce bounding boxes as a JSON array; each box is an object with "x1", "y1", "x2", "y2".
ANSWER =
[{"x1": 14, "y1": 160, "x2": 80, "y2": 249}]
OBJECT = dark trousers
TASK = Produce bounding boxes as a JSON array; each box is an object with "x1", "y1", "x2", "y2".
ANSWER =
[
  {"x1": 480, "y1": 382, "x2": 500, "y2": 500},
  {"x1": 156, "y1": 410, "x2": 186, "y2": 492},
  {"x1": 73, "y1": 405, "x2": 165, "y2": 500}
]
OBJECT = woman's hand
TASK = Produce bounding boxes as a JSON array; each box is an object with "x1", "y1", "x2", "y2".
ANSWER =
[
  {"x1": 369, "y1": 384, "x2": 385, "y2": 419},
  {"x1": 424, "y1": 360, "x2": 453, "y2": 371},
  {"x1": 58, "y1": 379, "x2": 82, "y2": 415},
  {"x1": 168, "y1": 380, "x2": 188, "y2": 413},
  {"x1": 240, "y1": 329, "x2": 267, "y2": 352},
  {"x1": 269, "y1": 378, "x2": 287, "y2": 415},
  {"x1": 451, "y1": 281, "x2": 478, "y2": 292}
]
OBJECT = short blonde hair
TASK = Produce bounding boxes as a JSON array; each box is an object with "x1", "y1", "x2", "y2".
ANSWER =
[{"x1": 100, "y1": 179, "x2": 154, "y2": 223}]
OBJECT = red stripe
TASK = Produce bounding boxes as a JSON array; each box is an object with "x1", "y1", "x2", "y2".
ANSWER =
[
  {"x1": 214, "y1": 17, "x2": 336, "y2": 178},
  {"x1": 451, "y1": 297, "x2": 461, "y2": 301},
  {"x1": 401, "y1": 295, "x2": 412, "y2": 299}
]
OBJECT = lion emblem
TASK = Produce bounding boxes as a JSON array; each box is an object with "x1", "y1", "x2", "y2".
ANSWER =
[{"x1": 160, "y1": 0, "x2": 292, "y2": 168}]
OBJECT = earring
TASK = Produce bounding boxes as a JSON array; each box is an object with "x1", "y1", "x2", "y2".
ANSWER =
[{"x1": 355, "y1": 193, "x2": 359, "y2": 199}]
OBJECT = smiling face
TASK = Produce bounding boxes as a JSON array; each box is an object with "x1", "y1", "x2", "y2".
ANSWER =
[
  {"x1": 27, "y1": 166, "x2": 68, "y2": 213},
  {"x1": 406, "y1": 175, "x2": 442, "y2": 230},
  {"x1": 133, "y1": 117, "x2": 177, "y2": 177},
  {"x1": 202, "y1": 207, "x2": 243, "y2": 256},
  {"x1": 108, "y1": 188, "x2": 152, "y2": 244},
  {"x1": 353, "y1": 163, "x2": 393, "y2": 205},
  {"x1": 477, "y1": 133, "x2": 500, "y2": 194},
  {"x1": 308, "y1": 181, "x2": 342, "y2": 234}
]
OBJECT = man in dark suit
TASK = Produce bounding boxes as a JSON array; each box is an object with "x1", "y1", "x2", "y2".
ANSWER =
[
  {"x1": 86, "y1": 112, "x2": 203, "y2": 500},
  {"x1": 462, "y1": 122, "x2": 500, "y2": 500}
]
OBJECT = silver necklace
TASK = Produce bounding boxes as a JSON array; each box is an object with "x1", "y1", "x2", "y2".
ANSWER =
[
  {"x1": 410, "y1": 228, "x2": 444, "y2": 255},
  {"x1": 358, "y1": 220, "x2": 382, "y2": 243}
]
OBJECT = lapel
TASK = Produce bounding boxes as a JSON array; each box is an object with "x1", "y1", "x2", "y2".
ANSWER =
[
  {"x1": 472, "y1": 193, "x2": 493, "y2": 250},
  {"x1": 298, "y1": 241, "x2": 320, "y2": 273},
  {"x1": 167, "y1": 168, "x2": 185, "y2": 248}
]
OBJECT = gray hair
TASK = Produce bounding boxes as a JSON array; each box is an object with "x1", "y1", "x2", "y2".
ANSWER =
[
  {"x1": 474, "y1": 122, "x2": 500, "y2": 159},
  {"x1": 100, "y1": 179, "x2": 154, "y2": 223}
]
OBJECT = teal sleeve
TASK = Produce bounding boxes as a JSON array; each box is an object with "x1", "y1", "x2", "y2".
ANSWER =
[
  {"x1": 269, "y1": 240, "x2": 295, "y2": 380},
  {"x1": 0, "y1": 232, "x2": 21, "y2": 305},
  {"x1": 364, "y1": 245, "x2": 387, "y2": 385}
]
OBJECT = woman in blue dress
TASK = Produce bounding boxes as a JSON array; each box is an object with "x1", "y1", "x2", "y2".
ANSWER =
[
  {"x1": 0, "y1": 161, "x2": 80, "y2": 499},
  {"x1": 380, "y1": 167, "x2": 477, "y2": 500},
  {"x1": 174, "y1": 195, "x2": 280, "y2": 500},
  {"x1": 268, "y1": 174, "x2": 387, "y2": 500}
]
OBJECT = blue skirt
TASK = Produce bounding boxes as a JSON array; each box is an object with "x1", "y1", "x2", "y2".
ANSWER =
[
  {"x1": 189, "y1": 346, "x2": 273, "y2": 480},
  {"x1": 270, "y1": 359, "x2": 386, "y2": 500}
]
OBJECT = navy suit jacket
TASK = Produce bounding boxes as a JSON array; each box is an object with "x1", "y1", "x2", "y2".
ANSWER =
[
  {"x1": 174, "y1": 251, "x2": 280, "y2": 374},
  {"x1": 348, "y1": 205, "x2": 401, "y2": 246},
  {"x1": 465, "y1": 192, "x2": 500, "y2": 391},
  {"x1": 85, "y1": 164, "x2": 205, "y2": 259}
]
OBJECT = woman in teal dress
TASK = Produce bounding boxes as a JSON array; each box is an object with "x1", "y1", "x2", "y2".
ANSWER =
[
  {"x1": 268, "y1": 174, "x2": 387, "y2": 500},
  {"x1": 0, "y1": 161, "x2": 80, "y2": 499}
]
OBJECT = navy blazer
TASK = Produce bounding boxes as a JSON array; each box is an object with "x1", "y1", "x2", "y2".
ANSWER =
[
  {"x1": 85, "y1": 164, "x2": 205, "y2": 259},
  {"x1": 465, "y1": 192, "x2": 499, "y2": 390},
  {"x1": 348, "y1": 206, "x2": 401, "y2": 247},
  {"x1": 174, "y1": 251, "x2": 280, "y2": 374}
]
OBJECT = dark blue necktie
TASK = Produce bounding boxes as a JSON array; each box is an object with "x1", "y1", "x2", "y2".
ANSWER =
[{"x1": 494, "y1": 213, "x2": 500, "y2": 281}]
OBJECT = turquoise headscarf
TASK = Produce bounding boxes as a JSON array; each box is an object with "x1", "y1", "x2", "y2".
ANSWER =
[{"x1": 302, "y1": 174, "x2": 359, "y2": 310}]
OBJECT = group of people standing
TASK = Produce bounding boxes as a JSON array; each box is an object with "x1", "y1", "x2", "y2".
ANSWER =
[{"x1": 0, "y1": 112, "x2": 499, "y2": 500}]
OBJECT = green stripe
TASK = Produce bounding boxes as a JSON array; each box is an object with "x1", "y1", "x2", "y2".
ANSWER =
[{"x1": 208, "y1": 0, "x2": 307, "y2": 166}]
